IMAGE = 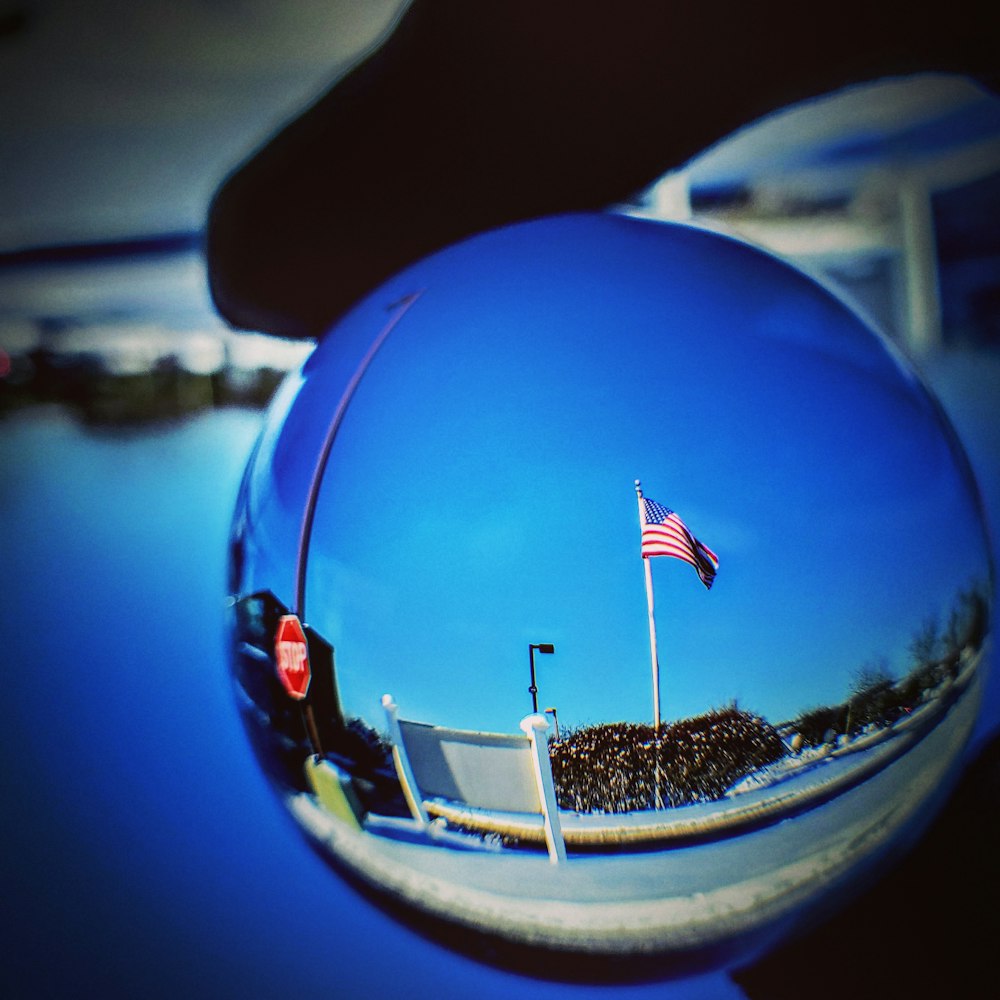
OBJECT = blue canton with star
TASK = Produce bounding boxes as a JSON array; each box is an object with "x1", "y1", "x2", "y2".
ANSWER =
[{"x1": 643, "y1": 498, "x2": 673, "y2": 524}]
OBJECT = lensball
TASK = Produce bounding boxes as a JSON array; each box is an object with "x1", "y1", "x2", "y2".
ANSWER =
[{"x1": 227, "y1": 213, "x2": 991, "y2": 977}]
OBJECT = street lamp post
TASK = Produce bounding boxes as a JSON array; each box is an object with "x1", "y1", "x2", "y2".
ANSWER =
[
  {"x1": 544, "y1": 706, "x2": 560, "y2": 740},
  {"x1": 528, "y1": 642, "x2": 555, "y2": 713}
]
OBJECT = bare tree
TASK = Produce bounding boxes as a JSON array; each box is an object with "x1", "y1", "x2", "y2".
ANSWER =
[
  {"x1": 850, "y1": 657, "x2": 894, "y2": 699},
  {"x1": 908, "y1": 616, "x2": 939, "y2": 669}
]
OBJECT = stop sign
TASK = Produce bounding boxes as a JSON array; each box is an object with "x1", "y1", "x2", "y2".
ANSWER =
[{"x1": 274, "y1": 614, "x2": 311, "y2": 700}]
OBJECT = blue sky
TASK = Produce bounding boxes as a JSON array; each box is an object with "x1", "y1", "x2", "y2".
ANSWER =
[{"x1": 280, "y1": 213, "x2": 993, "y2": 735}]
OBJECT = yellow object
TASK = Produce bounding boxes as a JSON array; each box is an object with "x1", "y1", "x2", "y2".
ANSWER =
[{"x1": 304, "y1": 756, "x2": 364, "y2": 831}]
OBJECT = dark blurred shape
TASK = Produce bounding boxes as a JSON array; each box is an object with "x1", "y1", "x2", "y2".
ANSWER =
[
  {"x1": 229, "y1": 592, "x2": 406, "y2": 815},
  {"x1": 0, "y1": 5, "x2": 28, "y2": 41},
  {"x1": 206, "y1": 0, "x2": 998, "y2": 339},
  {"x1": 0, "y1": 342, "x2": 285, "y2": 426},
  {"x1": 935, "y1": 172, "x2": 1000, "y2": 348},
  {"x1": 0, "y1": 231, "x2": 202, "y2": 268},
  {"x1": 731, "y1": 731, "x2": 1000, "y2": 998},
  {"x1": 230, "y1": 591, "x2": 346, "y2": 788}
]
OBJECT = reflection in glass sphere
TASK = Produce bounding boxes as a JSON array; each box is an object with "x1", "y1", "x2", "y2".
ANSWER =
[{"x1": 227, "y1": 214, "x2": 992, "y2": 978}]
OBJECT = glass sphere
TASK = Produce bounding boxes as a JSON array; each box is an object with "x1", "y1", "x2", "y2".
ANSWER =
[{"x1": 227, "y1": 213, "x2": 992, "y2": 977}]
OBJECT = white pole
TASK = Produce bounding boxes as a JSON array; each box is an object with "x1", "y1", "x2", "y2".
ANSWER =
[
  {"x1": 898, "y1": 171, "x2": 942, "y2": 356},
  {"x1": 520, "y1": 714, "x2": 567, "y2": 864},
  {"x1": 381, "y1": 694, "x2": 430, "y2": 827},
  {"x1": 635, "y1": 480, "x2": 662, "y2": 734}
]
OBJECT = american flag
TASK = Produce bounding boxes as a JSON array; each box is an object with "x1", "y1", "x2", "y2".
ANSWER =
[{"x1": 641, "y1": 498, "x2": 719, "y2": 590}]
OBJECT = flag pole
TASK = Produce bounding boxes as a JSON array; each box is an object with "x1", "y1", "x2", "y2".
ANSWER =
[{"x1": 635, "y1": 479, "x2": 662, "y2": 735}]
